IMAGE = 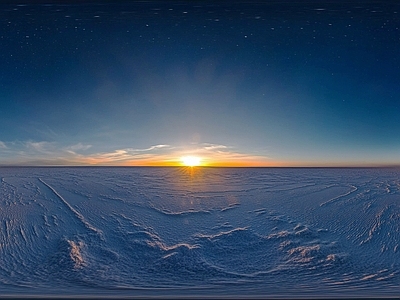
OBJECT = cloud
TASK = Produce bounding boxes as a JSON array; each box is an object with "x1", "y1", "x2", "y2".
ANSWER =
[
  {"x1": 0, "y1": 140, "x2": 272, "y2": 167},
  {"x1": 66, "y1": 143, "x2": 92, "y2": 152},
  {"x1": 25, "y1": 141, "x2": 55, "y2": 153},
  {"x1": 169, "y1": 142, "x2": 272, "y2": 166},
  {"x1": 75, "y1": 148, "x2": 175, "y2": 165},
  {"x1": 201, "y1": 143, "x2": 228, "y2": 151},
  {"x1": 131, "y1": 144, "x2": 171, "y2": 152},
  {"x1": 98, "y1": 149, "x2": 129, "y2": 160}
]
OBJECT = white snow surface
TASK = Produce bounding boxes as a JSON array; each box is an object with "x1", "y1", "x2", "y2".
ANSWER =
[{"x1": 0, "y1": 167, "x2": 399, "y2": 298}]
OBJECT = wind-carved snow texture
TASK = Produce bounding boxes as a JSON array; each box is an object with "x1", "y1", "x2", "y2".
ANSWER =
[{"x1": 0, "y1": 167, "x2": 399, "y2": 297}]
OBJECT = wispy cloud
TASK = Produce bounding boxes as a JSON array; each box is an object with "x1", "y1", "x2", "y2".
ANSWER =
[
  {"x1": 130, "y1": 144, "x2": 171, "y2": 152},
  {"x1": 176, "y1": 143, "x2": 272, "y2": 166},
  {"x1": 0, "y1": 140, "x2": 272, "y2": 166},
  {"x1": 94, "y1": 149, "x2": 129, "y2": 160},
  {"x1": 202, "y1": 143, "x2": 228, "y2": 151},
  {"x1": 65, "y1": 143, "x2": 92, "y2": 153},
  {"x1": 25, "y1": 141, "x2": 55, "y2": 153}
]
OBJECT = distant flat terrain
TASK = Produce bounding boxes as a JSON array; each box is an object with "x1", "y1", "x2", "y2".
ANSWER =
[{"x1": 0, "y1": 167, "x2": 399, "y2": 298}]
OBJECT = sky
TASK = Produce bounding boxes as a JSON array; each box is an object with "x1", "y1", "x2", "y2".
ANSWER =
[{"x1": 1, "y1": 1, "x2": 400, "y2": 167}]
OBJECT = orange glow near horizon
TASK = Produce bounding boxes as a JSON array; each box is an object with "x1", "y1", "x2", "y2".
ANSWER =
[
  {"x1": 76, "y1": 152, "x2": 285, "y2": 167},
  {"x1": 125, "y1": 158, "x2": 282, "y2": 167},
  {"x1": 50, "y1": 152, "x2": 394, "y2": 168},
  {"x1": 180, "y1": 156, "x2": 202, "y2": 167},
  {"x1": 80, "y1": 158, "x2": 282, "y2": 167}
]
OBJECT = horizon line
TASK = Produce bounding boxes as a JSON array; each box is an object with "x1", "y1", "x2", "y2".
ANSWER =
[{"x1": 1, "y1": 165, "x2": 400, "y2": 169}]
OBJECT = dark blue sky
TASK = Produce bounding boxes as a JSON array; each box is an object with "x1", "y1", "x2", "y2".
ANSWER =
[{"x1": 1, "y1": 1, "x2": 400, "y2": 166}]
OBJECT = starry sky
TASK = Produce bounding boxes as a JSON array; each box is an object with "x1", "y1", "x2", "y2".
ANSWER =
[{"x1": 1, "y1": 1, "x2": 400, "y2": 166}]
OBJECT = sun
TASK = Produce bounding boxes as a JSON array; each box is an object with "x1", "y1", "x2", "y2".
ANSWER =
[{"x1": 181, "y1": 156, "x2": 202, "y2": 167}]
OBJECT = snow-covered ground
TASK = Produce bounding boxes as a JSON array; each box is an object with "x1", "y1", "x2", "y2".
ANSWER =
[{"x1": 0, "y1": 167, "x2": 399, "y2": 298}]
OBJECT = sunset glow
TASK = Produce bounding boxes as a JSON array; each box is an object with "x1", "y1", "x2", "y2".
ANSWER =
[{"x1": 181, "y1": 156, "x2": 202, "y2": 167}]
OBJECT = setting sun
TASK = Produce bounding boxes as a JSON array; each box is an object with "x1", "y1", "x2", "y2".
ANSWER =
[{"x1": 181, "y1": 156, "x2": 202, "y2": 167}]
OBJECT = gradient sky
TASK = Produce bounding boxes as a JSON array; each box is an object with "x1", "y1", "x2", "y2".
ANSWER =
[{"x1": 1, "y1": 1, "x2": 400, "y2": 166}]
